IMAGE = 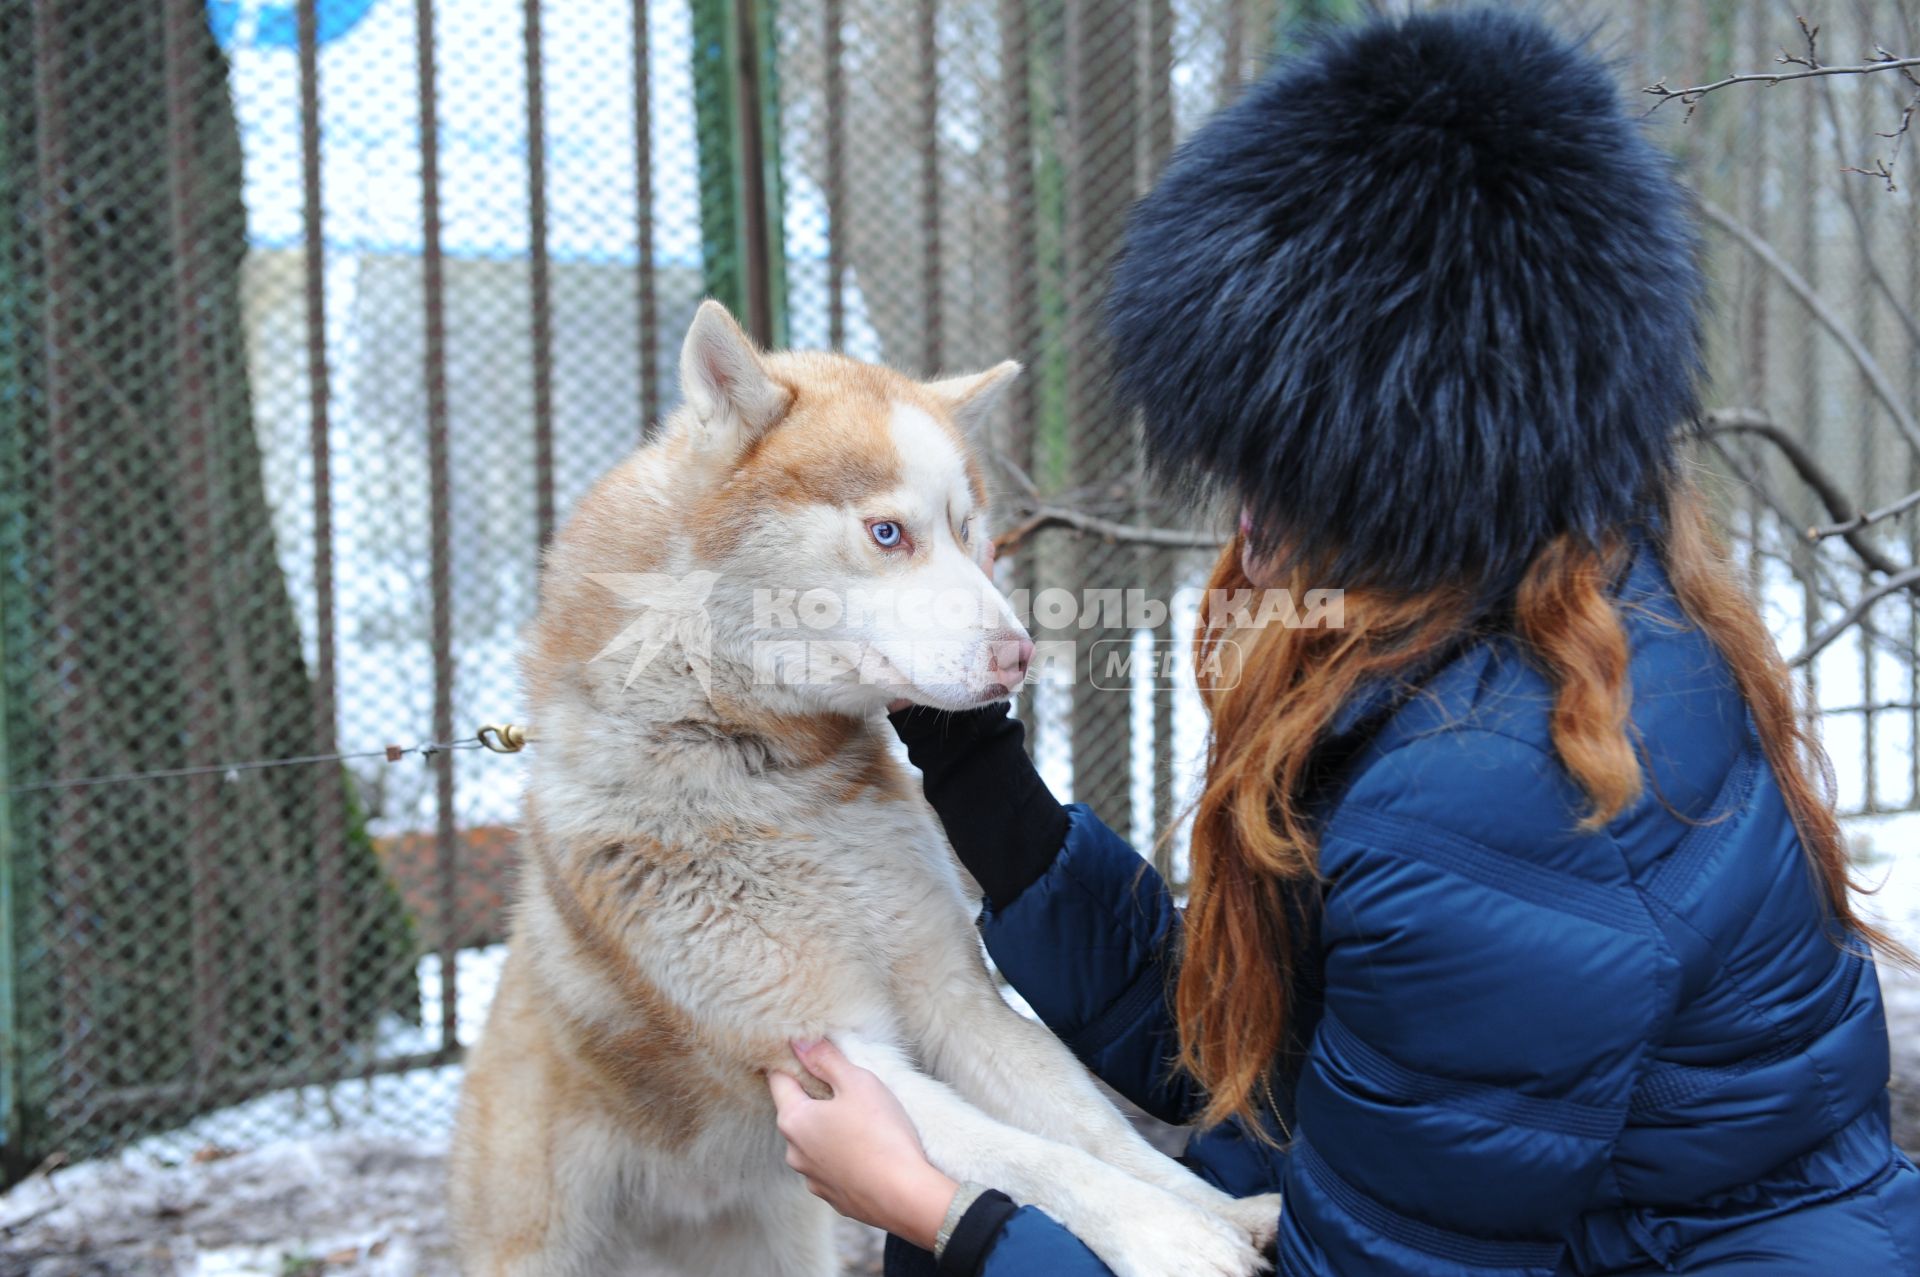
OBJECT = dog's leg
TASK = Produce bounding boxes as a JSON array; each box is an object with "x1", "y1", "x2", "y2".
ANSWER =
[
  {"x1": 830, "y1": 1032, "x2": 1267, "y2": 1277},
  {"x1": 900, "y1": 944, "x2": 1282, "y2": 1252}
]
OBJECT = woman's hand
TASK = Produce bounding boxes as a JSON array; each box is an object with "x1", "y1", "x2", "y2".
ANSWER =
[{"x1": 766, "y1": 1038, "x2": 960, "y2": 1249}]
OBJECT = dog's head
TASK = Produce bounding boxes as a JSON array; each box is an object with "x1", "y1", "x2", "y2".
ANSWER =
[{"x1": 664, "y1": 301, "x2": 1031, "y2": 714}]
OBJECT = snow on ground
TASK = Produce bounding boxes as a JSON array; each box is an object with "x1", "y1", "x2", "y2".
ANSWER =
[
  {"x1": 0, "y1": 1133, "x2": 458, "y2": 1276},
  {"x1": 1842, "y1": 810, "x2": 1920, "y2": 1152},
  {"x1": 118, "y1": 947, "x2": 504, "y2": 1167},
  {"x1": 0, "y1": 1131, "x2": 884, "y2": 1276},
  {"x1": 0, "y1": 943, "x2": 883, "y2": 1277}
]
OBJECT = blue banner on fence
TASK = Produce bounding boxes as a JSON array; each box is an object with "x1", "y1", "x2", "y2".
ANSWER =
[{"x1": 207, "y1": 0, "x2": 381, "y2": 49}]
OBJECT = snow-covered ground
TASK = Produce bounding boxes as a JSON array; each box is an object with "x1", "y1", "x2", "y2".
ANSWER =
[
  {"x1": 0, "y1": 944, "x2": 880, "y2": 1273},
  {"x1": 1842, "y1": 809, "x2": 1920, "y2": 1152},
  {"x1": 0, "y1": 1132, "x2": 885, "y2": 1276},
  {"x1": 0, "y1": 944, "x2": 883, "y2": 1277}
]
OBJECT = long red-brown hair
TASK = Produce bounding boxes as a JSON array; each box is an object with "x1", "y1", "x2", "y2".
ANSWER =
[{"x1": 1176, "y1": 474, "x2": 1914, "y2": 1133}]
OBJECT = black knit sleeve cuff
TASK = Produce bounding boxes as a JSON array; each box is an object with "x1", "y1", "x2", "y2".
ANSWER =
[
  {"x1": 936, "y1": 1189, "x2": 1019, "y2": 1277},
  {"x1": 889, "y1": 700, "x2": 1020, "y2": 756},
  {"x1": 887, "y1": 703, "x2": 1071, "y2": 910}
]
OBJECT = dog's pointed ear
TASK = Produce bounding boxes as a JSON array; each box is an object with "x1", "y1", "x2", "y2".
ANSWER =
[
  {"x1": 679, "y1": 300, "x2": 792, "y2": 453},
  {"x1": 927, "y1": 361, "x2": 1021, "y2": 441}
]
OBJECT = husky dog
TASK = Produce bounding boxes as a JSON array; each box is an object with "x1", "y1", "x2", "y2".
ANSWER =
[{"x1": 449, "y1": 302, "x2": 1279, "y2": 1277}]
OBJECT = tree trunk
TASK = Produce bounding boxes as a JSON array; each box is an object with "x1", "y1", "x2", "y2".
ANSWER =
[{"x1": 0, "y1": 0, "x2": 414, "y2": 1179}]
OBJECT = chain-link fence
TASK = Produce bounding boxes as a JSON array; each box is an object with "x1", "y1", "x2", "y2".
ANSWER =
[{"x1": 0, "y1": 0, "x2": 1915, "y2": 1184}]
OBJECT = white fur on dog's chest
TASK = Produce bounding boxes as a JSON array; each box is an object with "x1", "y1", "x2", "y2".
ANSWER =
[
  {"x1": 533, "y1": 744, "x2": 971, "y2": 1040},
  {"x1": 660, "y1": 789, "x2": 972, "y2": 1028}
]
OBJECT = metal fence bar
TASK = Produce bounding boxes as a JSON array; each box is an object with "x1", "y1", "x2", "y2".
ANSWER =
[
  {"x1": 297, "y1": 0, "x2": 347, "y2": 1066},
  {"x1": 30, "y1": 0, "x2": 94, "y2": 1132},
  {"x1": 1792, "y1": 1, "x2": 1822, "y2": 737},
  {"x1": 163, "y1": 0, "x2": 227, "y2": 1095},
  {"x1": 734, "y1": 0, "x2": 775, "y2": 346},
  {"x1": 1062, "y1": 0, "x2": 1140, "y2": 828},
  {"x1": 998, "y1": 0, "x2": 1036, "y2": 731},
  {"x1": 918, "y1": 0, "x2": 941, "y2": 373},
  {"x1": 1824, "y1": 701, "x2": 1920, "y2": 717},
  {"x1": 634, "y1": 0, "x2": 660, "y2": 435},
  {"x1": 824, "y1": 0, "x2": 845, "y2": 349},
  {"x1": 0, "y1": 561, "x2": 15, "y2": 1154},
  {"x1": 1144, "y1": 0, "x2": 1176, "y2": 873},
  {"x1": 1737, "y1": 5, "x2": 1768, "y2": 603},
  {"x1": 526, "y1": 0, "x2": 557, "y2": 546},
  {"x1": 1909, "y1": 131, "x2": 1920, "y2": 807},
  {"x1": 1852, "y1": 75, "x2": 1880, "y2": 812},
  {"x1": 416, "y1": 0, "x2": 460, "y2": 1055},
  {"x1": 999, "y1": 0, "x2": 1035, "y2": 450}
]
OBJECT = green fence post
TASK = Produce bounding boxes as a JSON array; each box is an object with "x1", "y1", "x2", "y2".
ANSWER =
[{"x1": 690, "y1": 0, "x2": 787, "y2": 347}]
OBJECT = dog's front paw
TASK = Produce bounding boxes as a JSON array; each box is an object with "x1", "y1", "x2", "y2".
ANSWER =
[
  {"x1": 1079, "y1": 1189, "x2": 1269, "y2": 1277},
  {"x1": 1214, "y1": 1191, "x2": 1282, "y2": 1254},
  {"x1": 1143, "y1": 1168, "x2": 1281, "y2": 1255}
]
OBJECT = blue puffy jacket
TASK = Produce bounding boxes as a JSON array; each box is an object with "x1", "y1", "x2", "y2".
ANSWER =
[{"x1": 893, "y1": 549, "x2": 1919, "y2": 1275}]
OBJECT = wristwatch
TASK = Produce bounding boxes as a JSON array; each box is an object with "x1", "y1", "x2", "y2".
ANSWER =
[{"x1": 933, "y1": 1180, "x2": 990, "y2": 1259}]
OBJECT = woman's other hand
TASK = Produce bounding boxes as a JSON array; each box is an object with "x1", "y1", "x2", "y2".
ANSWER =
[{"x1": 766, "y1": 1038, "x2": 960, "y2": 1249}]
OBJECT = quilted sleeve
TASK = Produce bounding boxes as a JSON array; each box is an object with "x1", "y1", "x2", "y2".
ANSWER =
[
  {"x1": 978, "y1": 803, "x2": 1201, "y2": 1125},
  {"x1": 1277, "y1": 729, "x2": 1681, "y2": 1276},
  {"x1": 951, "y1": 1203, "x2": 1118, "y2": 1276},
  {"x1": 888, "y1": 704, "x2": 1199, "y2": 1123}
]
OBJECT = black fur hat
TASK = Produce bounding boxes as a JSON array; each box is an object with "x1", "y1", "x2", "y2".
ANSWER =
[{"x1": 1107, "y1": 7, "x2": 1704, "y2": 596}]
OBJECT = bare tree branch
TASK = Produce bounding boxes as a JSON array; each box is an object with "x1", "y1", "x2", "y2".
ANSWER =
[
  {"x1": 1645, "y1": 55, "x2": 1920, "y2": 113},
  {"x1": 1701, "y1": 434, "x2": 1851, "y2": 609},
  {"x1": 1812, "y1": 487, "x2": 1920, "y2": 543},
  {"x1": 993, "y1": 506, "x2": 1223, "y2": 556},
  {"x1": 987, "y1": 447, "x2": 1222, "y2": 555},
  {"x1": 1702, "y1": 410, "x2": 1920, "y2": 669},
  {"x1": 1813, "y1": 72, "x2": 1920, "y2": 345},
  {"x1": 1838, "y1": 156, "x2": 1900, "y2": 190},
  {"x1": 1698, "y1": 200, "x2": 1920, "y2": 458},
  {"x1": 1794, "y1": 567, "x2": 1920, "y2": 667},
  {"x1": 990, "y1": 409, "x2": 1920, "y2": 570},
  {"x1": 1701, "y1": 409, "x2": 1905, "y2": 575},
  {"x1": 1647, "y1": 17, "x2": 1919, "y2": 186}
]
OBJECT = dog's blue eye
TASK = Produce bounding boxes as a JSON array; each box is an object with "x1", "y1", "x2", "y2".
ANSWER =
[
  {"x1": 870, "y1": 521, "x2": 902, "y2": 548},
  {"x1": 959, "y1": 517, "x2": 971, "y2": 543}
]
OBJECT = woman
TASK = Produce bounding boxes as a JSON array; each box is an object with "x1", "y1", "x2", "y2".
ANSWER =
[{"x1": 766, "y1": 9, "x2": 1920, "y2": 1274}]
